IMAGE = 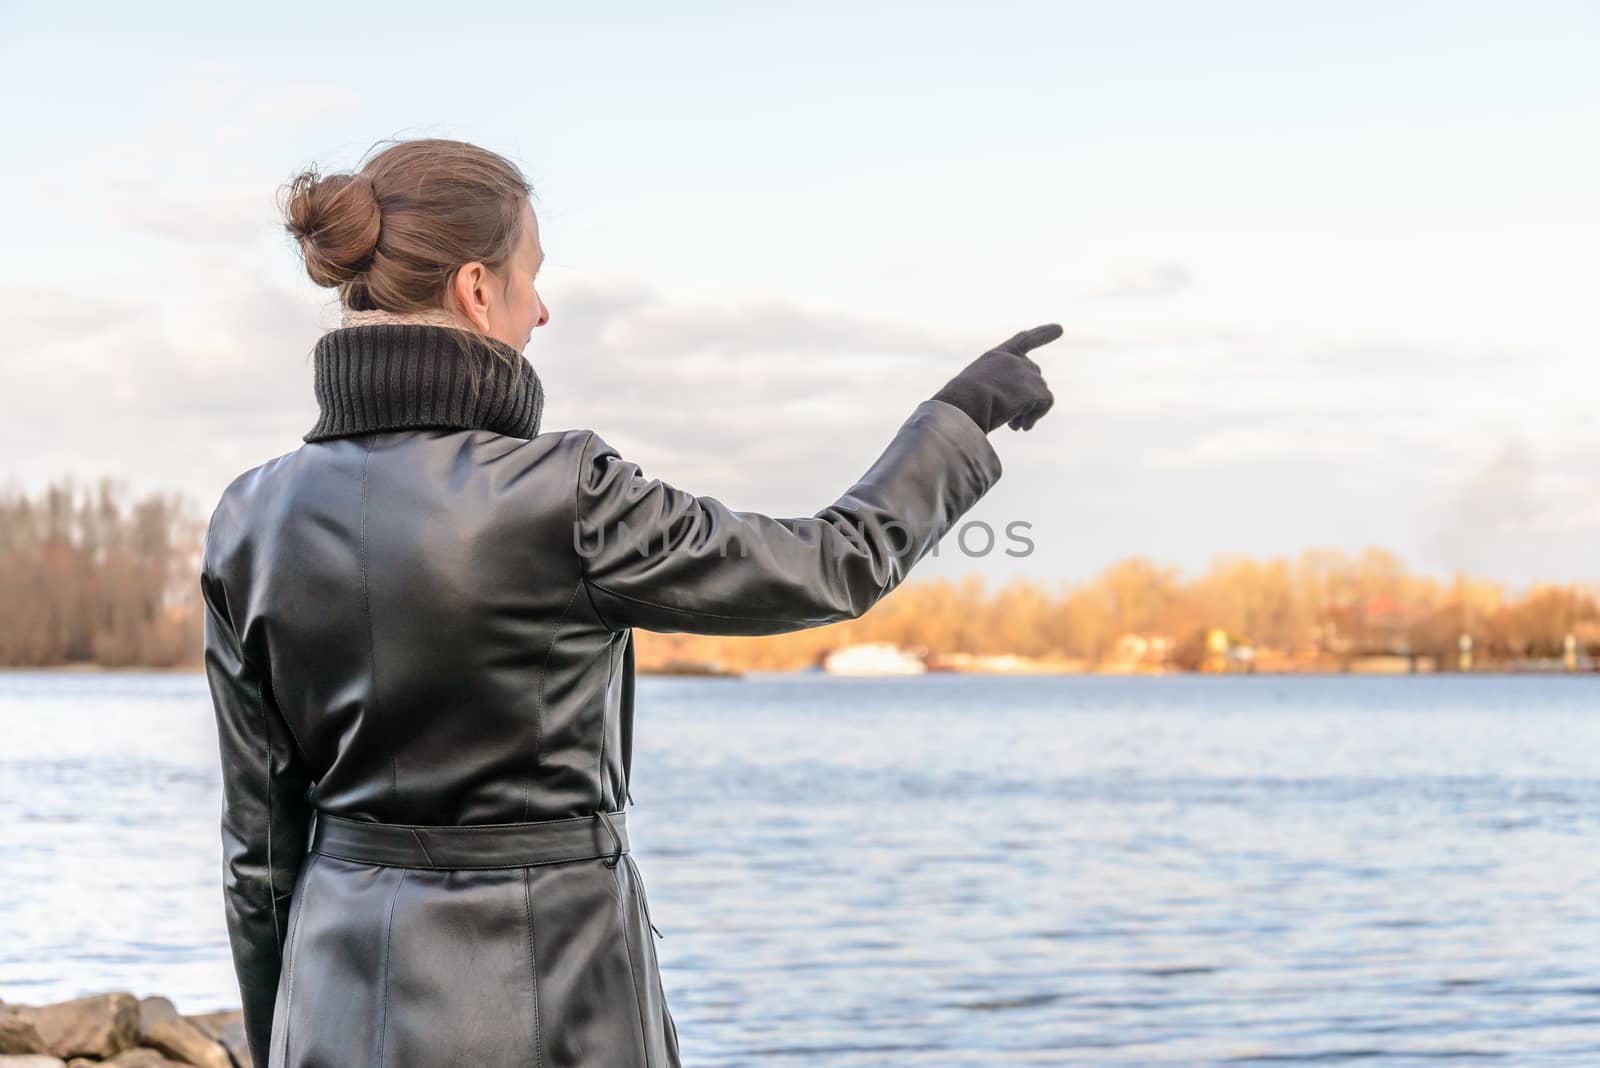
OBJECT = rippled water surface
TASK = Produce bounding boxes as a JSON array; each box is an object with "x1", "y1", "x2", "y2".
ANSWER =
[{"x1": 2, "y1": 671, "x2": 1598, "y2": 1065}]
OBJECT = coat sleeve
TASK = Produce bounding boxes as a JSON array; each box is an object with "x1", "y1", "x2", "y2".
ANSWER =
[
  {"x1": 200, "y1": 526, "x2": 315, "y2": 1068},
  {"x1": 573, "y1": 397, "x2": 1004, "y2": 635}
]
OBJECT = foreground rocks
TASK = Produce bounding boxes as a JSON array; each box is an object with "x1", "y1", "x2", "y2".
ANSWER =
[{"x1": 0, "y1": 994, "x2": 248, "y2": 1068}]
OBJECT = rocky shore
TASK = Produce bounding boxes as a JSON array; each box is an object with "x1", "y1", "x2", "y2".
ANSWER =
[{"x1": 0, "y1": 993, "x2": 248, "y2": 1067}]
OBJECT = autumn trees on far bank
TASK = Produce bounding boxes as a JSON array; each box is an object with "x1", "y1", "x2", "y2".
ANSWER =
[
  {"x1": 633, "y1": 551, "x2": 1600, "y2": 673},
  {"x1": 0, "y1": 479, "x2": 202, "y2": 668}
]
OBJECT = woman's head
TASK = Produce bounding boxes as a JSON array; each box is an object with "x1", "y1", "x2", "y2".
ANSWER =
[{"x1": 282, "y1": 138, "x2": 549, "y2": 352}]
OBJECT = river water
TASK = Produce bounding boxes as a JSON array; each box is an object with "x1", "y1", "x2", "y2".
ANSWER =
[{"x1": 1, "y1": 671, "x2": 1597, "y2": 1065}]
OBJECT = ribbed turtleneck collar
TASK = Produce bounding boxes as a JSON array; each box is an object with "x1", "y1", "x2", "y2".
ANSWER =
[{"x1": 303, "y1": 324, "x2": 545, "y2": 443}]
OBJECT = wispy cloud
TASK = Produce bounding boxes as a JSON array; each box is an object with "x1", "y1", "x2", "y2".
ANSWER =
[
  {"x1": 1420, "y1": 438, "x2": 1600, "y2": 584},
  {"x1": 1083, "y1": 259, "x2": 1193, "y2": 300}
]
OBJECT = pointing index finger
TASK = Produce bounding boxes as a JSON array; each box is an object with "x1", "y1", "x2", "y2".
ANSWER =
[{"x1": 999, "y1": 323, "x2": 1064, "y2": 356}]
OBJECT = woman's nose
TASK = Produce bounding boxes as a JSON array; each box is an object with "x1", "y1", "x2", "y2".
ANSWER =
[{"x1": 536, "y1": 299, "x2": 550, "y2": 328}]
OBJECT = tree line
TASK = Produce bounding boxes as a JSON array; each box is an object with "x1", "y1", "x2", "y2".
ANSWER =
[
  {"x1": 1, "y1": 478, "x2": 1594, "y2": 671},
  {"x1": 0, "y1": 479, "x2": 203, "y2": 668},
  {"x1": 632, "y1": 550, "x2": 1600, "y2": 672}
]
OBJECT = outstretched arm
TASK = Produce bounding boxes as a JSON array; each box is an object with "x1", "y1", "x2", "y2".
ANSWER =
[
  {"x1": 573, "y1": 396, "x2": 1002, "y2": 635},
  {"x1": 572, "y1": 323, "x2": 1062, "y2": 636}
]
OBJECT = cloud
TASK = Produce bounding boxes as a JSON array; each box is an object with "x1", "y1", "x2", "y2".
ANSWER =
[
  {"x1": 0, "y1": 286, "x2": 145, "y2": 352},
  {"x1": 1084, "y1": 260, "x2": 1193, "y2": 300},
  {"x1": 104, "y1": 181, "x2": 283, "y2": 246},
  {"x1": 252, "y1": 81, "x2": 363, "y2": 126},
  {"x1": 73, "y1": 65, "x2": 362, "y2": 250},
  {"x1": 1419, "y1": 438, "x2": 1600, "y2": 585},
  {"x1": 0, "y1": 252, "x2": 324, "y2": 511},
  {"x1": 134, "y1": 63, "x2": 363, "y2": 149},
  {"x1": 1142, "y1": 419, "x2": 1385, "y2": 472}
]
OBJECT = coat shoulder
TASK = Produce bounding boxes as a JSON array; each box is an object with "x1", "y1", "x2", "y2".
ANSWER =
[
  {"x1": 488, "y1": 426, "x2": 601, "y2": 513},
  {"x1": 204, "y1": 446, "x2": 305, "y2": 569}
]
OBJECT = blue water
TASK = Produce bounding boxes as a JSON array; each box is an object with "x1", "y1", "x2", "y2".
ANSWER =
[{"x1": 2, "y1": 671, "x2": 1597, "y2": 1065}]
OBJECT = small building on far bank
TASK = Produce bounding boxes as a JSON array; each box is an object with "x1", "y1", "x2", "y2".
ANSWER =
[
  {"x1": 1101, "y1": 633, "x2": 1173, "y2": 674},
  {"x1": 821, "y1": 642, "x2": 927, "y2": 676}
]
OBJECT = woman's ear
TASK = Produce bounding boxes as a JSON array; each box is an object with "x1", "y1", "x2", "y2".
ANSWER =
[{"x1": 450, "y1": 262, "x2": 494, "y2": 333}]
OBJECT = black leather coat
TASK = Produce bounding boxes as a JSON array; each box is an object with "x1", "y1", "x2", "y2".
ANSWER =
[{"x1": 200, "y1": 324, "x2": 1003, "y2": 1067}]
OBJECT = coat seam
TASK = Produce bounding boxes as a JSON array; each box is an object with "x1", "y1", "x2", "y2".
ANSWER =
[
  {"x1": 578, "y1": 576, "x2": 615, "y2": 630},
  {"x1": 573, "y1": 429, "x2": 620, "y2": 631},
  {"x1": 596, "y1": 637, "x2": 616, "y2": 810},
  {"x1": 625, "y1": 854, "x2": 673, "y2": 1048},
  {"x1": 611, "y1": 863, "x2": 654, "y2": 1067},
  {"x1": 529, "y1": 579, "x2": 583, "y2": 820},
  {"x1": 625, "y1": 853, "x2": 663, "y2": 941},
  {"x1": 358, "y1": 438, "x2": 398, "y2": 808},
  {"x1": 272, "y1": 693, "x2": 312, "y2": 768},
  {"x1": 280, "y1": 852, "x2": 314, "y2": 1066},
  {"x1": 258, "y1": 674, "x2": 281, "y2": 952},
  {"x1": 522, "y1": 867, "x2": 544, "y2": 1068},
  {"x1": 376, "y1": 870, "x2": 407, "y2": 1068}
]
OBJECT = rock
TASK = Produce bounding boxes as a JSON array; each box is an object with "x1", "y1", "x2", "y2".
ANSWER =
[
  {"x1": 23, "y1": 993, "x2": 138, "y2": 1060},
  {"x1": 0, "y1": 1057, "x2": 68, "y2": 1067},
  {"x1": 142, "y1": 1017, "x2": 231, "y2": 1068},
  {"x1": 0, "y1": 1010, "x2": 47, "y2": 1055},
  {"x1": 138, "y1": 997, "x2": 180, "y2": 1030},
  {"x1": 179, "y1": 1010, "x2": 238, "y2": 1042},
  {"x1": 138, "y1": 997, "x2": 228, "y2": 1066},
  {"x1": 181, "y1": 1013, "x2": 250, "y2": 1068}
]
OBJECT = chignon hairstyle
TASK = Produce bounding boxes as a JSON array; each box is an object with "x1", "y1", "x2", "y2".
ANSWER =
[{"x1": 279, "y1": 138, "x2": 536, "y2": 382}]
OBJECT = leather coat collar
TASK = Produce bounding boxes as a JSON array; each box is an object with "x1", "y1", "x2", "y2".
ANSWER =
[{"x1": 303, "y1": 323, "x2": 545, "y2": 442}]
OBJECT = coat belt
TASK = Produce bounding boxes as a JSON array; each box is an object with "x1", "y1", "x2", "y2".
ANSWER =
[{"x1": 309, "y1": 808, "x2": 629, "y2": 870}]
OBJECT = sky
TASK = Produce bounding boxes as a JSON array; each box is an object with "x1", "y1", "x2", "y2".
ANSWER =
[{"x1": 1, "y1": 0, "x2": 1596, "y2": 590}]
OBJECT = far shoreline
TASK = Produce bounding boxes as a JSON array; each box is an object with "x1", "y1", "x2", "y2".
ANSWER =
[{"x1": 2, "y1": 663, "x2": 1596, "y2": 678}]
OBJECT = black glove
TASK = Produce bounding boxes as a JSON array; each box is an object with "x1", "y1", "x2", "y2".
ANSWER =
[{"x1": 930, "y1": 323, "x2": 1063, "y2": 433}]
